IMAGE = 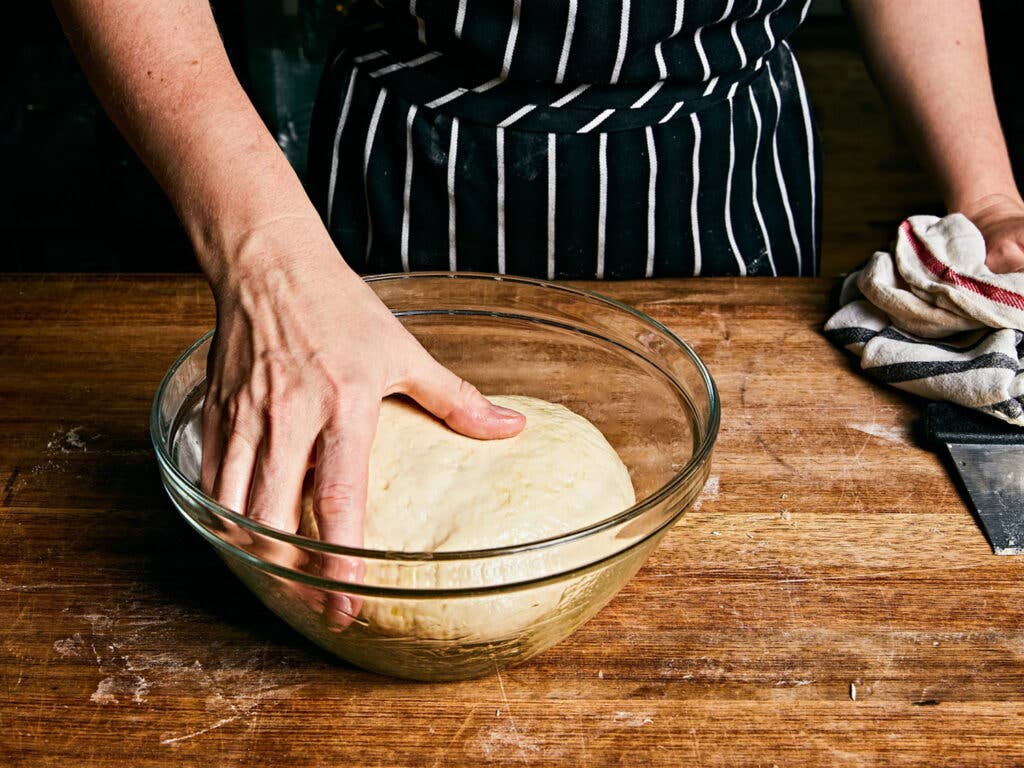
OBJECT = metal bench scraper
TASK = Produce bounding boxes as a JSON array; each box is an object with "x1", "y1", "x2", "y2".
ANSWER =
[{"x1": 925, "y1": 402, "x2": 1024, "y2": 555}]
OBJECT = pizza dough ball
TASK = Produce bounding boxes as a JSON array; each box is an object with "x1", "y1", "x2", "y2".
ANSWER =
[{"x1": 300, "y1": 395, "x2": 635, "y2": 640}]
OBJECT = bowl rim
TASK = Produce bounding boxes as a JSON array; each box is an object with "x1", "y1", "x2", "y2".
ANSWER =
[{"x1": 150, "y1": 271, "x2": 720, "y2": 563}]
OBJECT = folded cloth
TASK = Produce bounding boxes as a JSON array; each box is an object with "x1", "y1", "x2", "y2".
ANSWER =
[{"x1": 825, "y1": 214, "x2": 1024, "y2": 427}]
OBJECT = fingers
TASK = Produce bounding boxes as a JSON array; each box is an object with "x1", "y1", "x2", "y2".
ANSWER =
[
  {"x1": 321, "y1": 555, "x2": 366, "y2": 631},
  {"x1": 985, "y1": 242, "x2": 1024, "y2": 273},
  {"x1": 200, "y1": 395, "x2": 224, "y2": 495},
  {"x1": 211, "y1": 429, "x2": 258, "y2": 514},
  {"x1": 312, "y1": 401, "x2": 379, "y2": 548},
  {"x1": 313, "y1": 404, "x2": 378, "y2": 628},
  {"x1": 245, "y1": 418, "x2": 315, "y2": 534},
  {"x1": 405, "y1": 355, "x2": 525, "y2": 439}
]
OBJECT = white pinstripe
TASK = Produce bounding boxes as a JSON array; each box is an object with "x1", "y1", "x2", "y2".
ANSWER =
[
  {"x1": 723, "y1": 98, "x2": 746, "y2": 275},
  {"x1": 500, "y1": 0, "x2": 522, "y2": 79},
  {"x1": 764, "y1": 0, "x2": 787, "y2": 49},
  {"x1": 579, "y1": 109, "x2": 614, "y2": 133},
  {"x1": 353, "y1": 49, "x2": 386, "y2": 64},
  {"x1": 552, "y1": 83, "x2": 589, "y2": 107},
  {"x1": 596, "y1": 132, "x2": 608, "y2": 279},
  {"x1": 696, "y1": 0, "x2": 736, "y2": 84},
  {"x1": 473, "y1": 76, "x2": 503, "y2": 93},
  {"x1": 363, "y1": 89, "x2": 388, "y2": 263},
  {"x1": 447, "y1": 118, "x2": 459, "y2": 271},
  {"x1": 555, "y1": 0, "x2": 579, "y2": 84},
  {"x1": 766, "y1": 61, "x2": 803, "y2": 275},
  {"x1": 547, "y1": 133, "x2": 556, "y2": 280},
  {"x1": 498, "y1": 103, "x2": 536, "y2": 128},
  {"x1": 454, "y1": 0, "x2": 467, "y2": 38},
  {"x1": 631, "y1": 82, "x2": 664, "y2": 109},
  {"x1": 426, "y1": 87, "x2": 467, "y2": 109},
  {"x1": 453, "y1": 2, "x2": 522, "y2": 98},
  {"x1": 653, "y1": 0, "x2": 686, "y2": 80},
  {"x1": 369, "y1": 51, "x2": 440, "y2": 79},
  {"x1": 689, "y1": 112, "x2": 702, "y2": 276},
  {"x1": 785, "y1": 41, "x2": 818, "y2": 276},
  {"x1": 659, "y1": 101, "x2": 684, "y2": 124},
  {"x1": 729, "y1": 18, "x2": 747, "y2": 68},
  {"x1": 734, "y1": 0, "x2": 766, "y2": 77},
  {"x1": 400, "y1": 104, "x2": 418, "y2": 272},
  {"x1": 644, "y1": 126, "x2": 657, "y2": 278},
  {"x1": 610, "y1": 0, "x2": 631, "y2": 84},
  {"x1": 410, "y1": 0, "x2": 426, "y2": 44},
  {"x1": 496, "y1": 127, "x2": 507, "y2": 274},
  {"x1": 326, "y1": 67, "x2": 358, "y2": 229},
  {"x1": 695, "y1": 26, "x2": 710, "y2": 82},
  {"x1": 747, "y1": 88, "x2": 777, "y2": 276}
]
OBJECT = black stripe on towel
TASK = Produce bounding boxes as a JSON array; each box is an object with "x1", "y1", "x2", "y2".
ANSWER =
[
  {"x1": 823, "y1": 326, "x2": 878, "y2": 347},
  {"x1": 866, "y1": 352, "x2": 1022, "y2": 384},
  {"x1": 984, "y1": 397, "x2": 1024, "y2": 421},
  {"x1": 878, "y1": 326, "x2": 1016, "y2": 355}
]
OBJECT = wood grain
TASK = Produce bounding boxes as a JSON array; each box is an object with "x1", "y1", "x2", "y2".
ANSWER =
[{"x1": 2, "y1": 274, "x2": 1022, "y2": 767}]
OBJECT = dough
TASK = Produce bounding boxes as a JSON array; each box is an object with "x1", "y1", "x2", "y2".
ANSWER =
[{"x1": 299, "y1": 395, "x2": 635, "y2": 640}]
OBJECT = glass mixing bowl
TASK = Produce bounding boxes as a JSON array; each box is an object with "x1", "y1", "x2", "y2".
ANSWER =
[{"x1": 151, "y1": 273, "x2": 719, "y2": 681}]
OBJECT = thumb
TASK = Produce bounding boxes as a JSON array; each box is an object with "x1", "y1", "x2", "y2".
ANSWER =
[{"x1": 404, "y1": 354, "x2": 525, "y2": 439}]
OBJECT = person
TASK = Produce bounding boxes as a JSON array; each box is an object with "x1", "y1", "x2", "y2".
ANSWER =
[{"x1": 53, "y1": 0, "x2": 1024, "y2": 548}]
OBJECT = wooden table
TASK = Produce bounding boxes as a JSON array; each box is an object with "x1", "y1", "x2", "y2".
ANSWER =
[{"x1": 2, "y1": 274, "x2": 1021, "y2": 766}]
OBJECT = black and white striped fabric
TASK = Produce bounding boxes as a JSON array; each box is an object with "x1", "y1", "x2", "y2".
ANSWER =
[
  {"x1": 307, "y1": 0, "x2": 821, "y2": 279},
  {"x1": 826, "y1": 215, "x2": 1024, "y2": 427}
]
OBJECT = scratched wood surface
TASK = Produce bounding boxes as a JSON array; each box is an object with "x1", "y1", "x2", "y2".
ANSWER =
[{"x1": 2, "y1": 274, "x2": 1022, "y2": 767}]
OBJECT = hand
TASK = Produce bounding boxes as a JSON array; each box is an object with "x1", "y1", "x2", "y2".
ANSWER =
[
  {"x1": 958, "y1": 193, "x2": 1024, "y2": 273},
  {"x1": 200, "y1": 217, "x2": 526, "y2": 551}
]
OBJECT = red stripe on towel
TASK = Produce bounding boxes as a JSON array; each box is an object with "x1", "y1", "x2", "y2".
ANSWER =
[{"x1": 901, "y1": 219, "x2": 1024, "y2": 311}]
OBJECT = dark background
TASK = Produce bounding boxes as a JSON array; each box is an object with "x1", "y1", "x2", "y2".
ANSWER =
[
  {"x1": 3, "y1": 0, "x2": 338, "y2": 272},
  {"x1": 3, "y1": 2, "x2": 1021, "y2": 276}
]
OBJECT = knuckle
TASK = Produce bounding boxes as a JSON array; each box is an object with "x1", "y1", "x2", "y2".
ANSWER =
[
  {"x1": 329, "y1": 385, "x2": 375, "y2": 421},
  {"x1": 391, "y1": 346, "x2": 427, "y2": 390},
  {"x1": 201, "y1": 392, "x2": 220, "y2": 423},
  {"x1": 320, "y1": 377, "x2": 346, "y2": 409},
  {"x1": 455, "y1": 377, "x2": 481, "y2": 406},
  {"x1": 264, "y1": 388, "x2": 298, "y2": 422},
  {"x1": 223, "y1": 394, "x2": 243, "y2": 423},
  {"x1": 316, "y1": 481, "x2": 360, "y2": 511}
]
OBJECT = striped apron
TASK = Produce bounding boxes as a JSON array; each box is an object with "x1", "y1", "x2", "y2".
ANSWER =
[{"x1": 307, "y1": 0, "x2": 821, "y2": 279}]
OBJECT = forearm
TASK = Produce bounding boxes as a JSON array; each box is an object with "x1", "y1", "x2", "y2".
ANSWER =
[
  {"x1": 53, "y1": 0, "x2": 331, "y2": 287},
  {"x1": 847, "y1": 0, "x2": 1020, "y2": 212}
]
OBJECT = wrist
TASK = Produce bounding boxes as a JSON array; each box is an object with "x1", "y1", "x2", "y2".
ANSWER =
[
  {"x1": 201, "y1": 212, "x2": 358, "y2": 304},
  {"x1": 188, "y1": 190, "x2": 319, "y2": 286},
  {"x1": 954, "y1": 190, "x2": 1024, "y2": 220},
  {"x1": 945, "y1": 170, "x2": 1022, "y2": 215},
  {"x1": 169, "y1": 122, "x2": 324, "y2": 287}
]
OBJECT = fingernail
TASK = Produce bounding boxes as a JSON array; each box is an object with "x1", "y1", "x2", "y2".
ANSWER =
[
  {"x1": 325, "y1": 595, "x2": 353, "y2": 631},
  {"x1": 489, "y1": 405, "x2": 522, "y2": 420},
  {"x1": 336, "y1": 595, "x2": 353, "y2": 617}
]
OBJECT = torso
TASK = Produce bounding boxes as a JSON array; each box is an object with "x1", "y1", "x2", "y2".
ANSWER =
[{"x1": 307, "y1": 0, "x2": 821, "y2": 278}]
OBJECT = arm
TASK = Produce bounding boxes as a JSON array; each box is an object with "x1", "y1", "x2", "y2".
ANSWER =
[
  {"x1": 52, "y1": 0, "x2": 308, "y2": 282},
  {"x1": 54, "y1": 1, "x2": 523, "y2": 553},
  {"x1": 847, "y1": 0, "x2": 1024, "y2": 273}
]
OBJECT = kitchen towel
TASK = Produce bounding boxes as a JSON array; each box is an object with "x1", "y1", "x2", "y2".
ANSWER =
[{"x1": 824, "y1": 214, "x2": 1024, "y2": 427}]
